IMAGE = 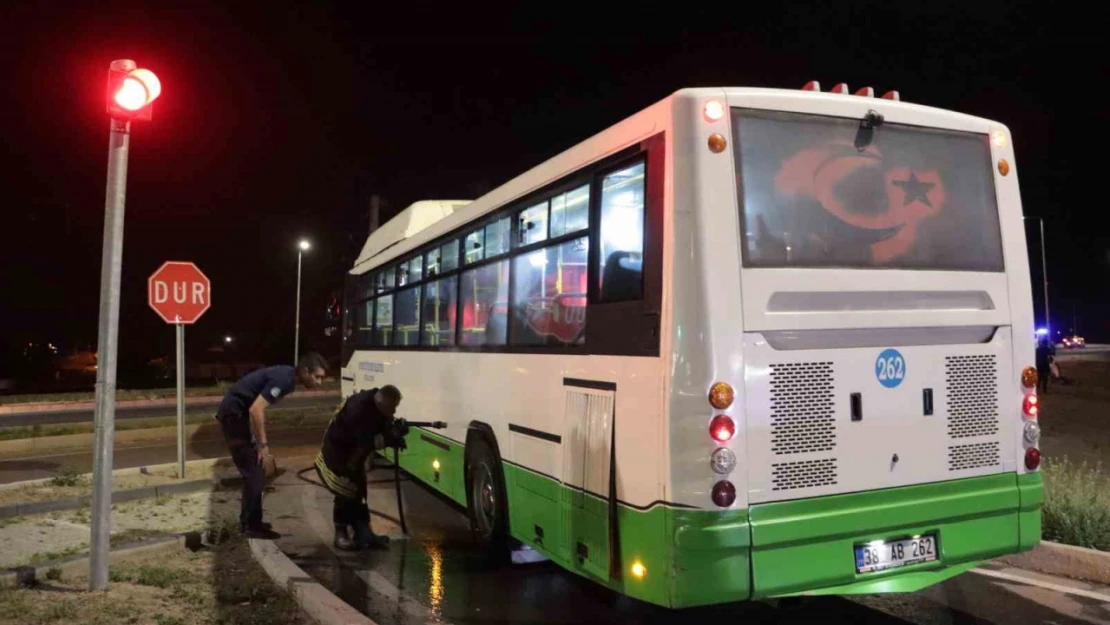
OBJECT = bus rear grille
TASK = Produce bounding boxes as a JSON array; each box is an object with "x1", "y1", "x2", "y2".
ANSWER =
[
  {"x1": 948, "y1": 441, "x2": 1000, "y2": 471},
  {"x1": 945, "y1": 355, "x2": 999, "y2": 439},
  {"x1": 771, "y1": 458, "x2": 837, "y2": 491},
  {"x1": 769, "y1": 362, "x2": 836, "y2": 455}
]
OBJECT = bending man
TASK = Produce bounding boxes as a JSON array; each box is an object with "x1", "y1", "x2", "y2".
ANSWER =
[{"x1": 314, "y1": 385, "x2": 405, "y2": 550}]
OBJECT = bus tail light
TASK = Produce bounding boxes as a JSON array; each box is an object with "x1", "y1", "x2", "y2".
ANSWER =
[
  {"x1": 709, "y1": 415, "x2": 735, "y2": 442},
  {"x1": 1025, "y1": 447, "x2": 1042, "y2": 470},
  {"x1": 881, "y1": 90, "x2": 901, "y2": 101},
  {"x1": 1023, "y1": 393, "x2": 1039, "y2": 418},
  {"x1": 802, "y1": 80, "x2": 821, "y2": 91},
  {"x1": 1021, "y1": 366, "x2": 1038, "y2": 389},
  {"x1": 855, "y1": 86, "x2": 875, "y2": 97},
  {"x1": 703, "y1": 100, "x2": 725, "y2": 122},
  {"x1": 708, "y1": 382, "x2": 734, "y2": 409},
  {"x1": 831, "y1": 83, "x2": 849, "y2": 94},
  {"x1": 1023, "y1": 421, "x2": 1041, "y2": 445},
  {"x1": 710, "y1": 448, "x2": 736, "y2": 474},
  {"x1": 711, "y1": 480, "x2": 736, "y2": 507}
]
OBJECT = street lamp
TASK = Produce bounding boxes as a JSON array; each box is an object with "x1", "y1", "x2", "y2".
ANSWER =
[
  {"x1": 1024, "y1": 216, "x2": 1050, "y2": 339},
  {"x1": 295, "y1": 239, "x2": 311, "y2": 364}
]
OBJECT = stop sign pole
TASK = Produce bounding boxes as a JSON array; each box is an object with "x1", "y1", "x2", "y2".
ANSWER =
[{"x1": 148, "y1": 262, "x2": 211, "y2": 481}]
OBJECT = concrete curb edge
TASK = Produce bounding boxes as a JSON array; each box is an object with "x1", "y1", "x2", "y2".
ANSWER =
[
  {"x1": 249, "y1": 538, "x2": 375, "y2": 625},
  {"x1": 997, "y1": 540, "x2": 1110, "y2": 585},
  {"x1": 0, "y1": 532, "x2": 202, "y2": 588}
]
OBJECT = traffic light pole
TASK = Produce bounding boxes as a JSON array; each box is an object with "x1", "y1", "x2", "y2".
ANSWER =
[{"x1": 90, "y1": 112, "x2": 131, "y2": 591}]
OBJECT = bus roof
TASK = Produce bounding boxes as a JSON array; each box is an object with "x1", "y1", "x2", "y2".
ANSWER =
[
  {"x1": 351, "y1": 87, "x2": 1004, "y2": 272},
  {"x1": 355, "y1": 200, "x2": 471, "y2": 266}
]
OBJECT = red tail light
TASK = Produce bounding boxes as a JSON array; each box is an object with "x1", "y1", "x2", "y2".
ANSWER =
[
  {"x1": 1023, "y1": 393, "x2": 1039, "y2": 418},
  {"x1": 711, "y1": 480, "x2": 736, "y2": 507},
  {"x1": 1025, "y1": 447, "x2": 1042, "y2": 470},
  {"x1": 709, "y1": 415, "x2": 736, "y2": 442},
  {"x1": 831, "y1": 83, "x2": 850, "y2": 94}
]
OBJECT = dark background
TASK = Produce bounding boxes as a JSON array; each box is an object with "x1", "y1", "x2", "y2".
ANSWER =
[{"x1": 0, "y1": 2, "x2": 1101, "y2": 389}]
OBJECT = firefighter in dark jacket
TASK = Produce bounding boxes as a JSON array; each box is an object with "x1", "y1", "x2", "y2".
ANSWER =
[{"x1": 314, "y1": 385, "x2": 405, "y2": 550}]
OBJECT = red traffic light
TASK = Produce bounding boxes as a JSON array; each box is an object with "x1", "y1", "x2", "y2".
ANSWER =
[{"x1": 107, "y1": 61, "x2": 161, "y2": 121}]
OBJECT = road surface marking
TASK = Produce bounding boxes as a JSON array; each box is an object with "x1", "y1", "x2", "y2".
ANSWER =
[{"x1": 972, "y1": 568, "x2": 1110, "y2": 603}]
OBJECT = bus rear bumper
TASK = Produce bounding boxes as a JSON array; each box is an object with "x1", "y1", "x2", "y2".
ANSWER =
[{"x1": 746, "y1": 472, "x2": 1043, "y2": 599}]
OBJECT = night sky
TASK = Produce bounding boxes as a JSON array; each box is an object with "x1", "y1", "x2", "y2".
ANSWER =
[{"x1": 0, "y1": 2, "x2": 1103, "y2": 374}]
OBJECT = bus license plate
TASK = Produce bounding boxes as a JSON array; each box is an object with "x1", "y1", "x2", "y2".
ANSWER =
[{"x1": 855, "y1": 535, "x2": 937, "y2": 573}]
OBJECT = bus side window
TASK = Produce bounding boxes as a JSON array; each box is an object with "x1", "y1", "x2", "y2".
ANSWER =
[{"x1": 598, "y1": 161, "x2": 646, "y2": 302}]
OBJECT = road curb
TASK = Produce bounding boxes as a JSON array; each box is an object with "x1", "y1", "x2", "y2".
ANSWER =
[
  {"x1": 250, "y1": 538, "x2": 376, "y2": 625},
  {"x1": 0, "y1": 389, "x2": 339, "y2": 416},
  {"x1": 997, "y1": 540, "x2": 1110, "y2": 585},
  {"x1": 0, "y1": 531, "x2": 201, "y2": 588},
  {"x1": 0, "y1": 476, "x2": 238, "y2": 520}
]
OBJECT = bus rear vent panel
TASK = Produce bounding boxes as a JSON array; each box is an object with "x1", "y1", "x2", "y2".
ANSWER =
[
  {"x1": 769, "y1": 362, "x2": 836, "y2": 455},
  {"x1": 945, "y1": 354, "x2": 999, "y2": 439},
  {"x1": 771, "y1": 458, "x2": 838, "y2": 491},
  {"x1": 947, "y1": 441, "x2": 1001, "y2": 471}
]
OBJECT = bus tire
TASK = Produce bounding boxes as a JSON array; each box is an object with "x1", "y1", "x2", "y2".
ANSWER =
[{"x1": 465, "y1": 435, "x2": 510, "y2": 561}]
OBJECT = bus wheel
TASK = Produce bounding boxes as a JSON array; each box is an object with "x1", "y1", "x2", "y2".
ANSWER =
[{"x1": 466, "y1": 436, "x2": 509, "y2": 560}]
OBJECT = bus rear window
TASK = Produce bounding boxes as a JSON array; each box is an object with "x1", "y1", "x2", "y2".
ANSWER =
[{"x1": 733, "y1": 108, "x2": 1004, "y2": 272}]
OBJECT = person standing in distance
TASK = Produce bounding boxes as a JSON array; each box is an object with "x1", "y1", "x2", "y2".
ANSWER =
[{"x1": 215, "y1": 352, "x2": 328, "y2": 539}]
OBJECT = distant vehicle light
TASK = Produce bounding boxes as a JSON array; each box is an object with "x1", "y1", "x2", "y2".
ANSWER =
[{"x1": 704, "y1": 100, "x2": 725, "y2": 122}]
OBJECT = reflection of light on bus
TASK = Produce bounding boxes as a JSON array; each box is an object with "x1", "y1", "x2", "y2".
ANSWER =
[{"x1": 427, "y1": 541, "x2": 444, "y2": 617}]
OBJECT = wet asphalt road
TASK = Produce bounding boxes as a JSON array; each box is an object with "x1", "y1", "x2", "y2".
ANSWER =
[
  {"x1": 273, "y1": 464, "x2": 1110, "y2": 625},
  {"x1": 0, "y1": 392, "x2": 337, "y2": 427}
]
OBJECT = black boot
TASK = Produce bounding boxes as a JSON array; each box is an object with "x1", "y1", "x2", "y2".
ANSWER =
[
  {"x1": 334, "y1": 524, "x2": 357, "y2": 551},
  {"x1": 351, "y1": 517, "x2": 389, "y2": 550}
]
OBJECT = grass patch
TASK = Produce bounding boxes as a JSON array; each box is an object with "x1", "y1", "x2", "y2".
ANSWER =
[
  {"x1": 49, "y1": 465, "x2": 86, "y2": 488},
  {"x1": 1041, "y1": 457, "x2": 1110, "y2": 551},
  {"x1": 111, "y1": 564, "x2": 192, "y2": 588}
]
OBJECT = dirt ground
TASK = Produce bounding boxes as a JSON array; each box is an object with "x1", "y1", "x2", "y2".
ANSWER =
[
  {"x1": 0, "y1": 538, "x2": 311, "y2": 625},
  {"x1": 1038, "y1": 358, "x2": 1110, "y2": 468},
  {"x1": 0, "y1": 459, "x2": 241, "y2": 508}
]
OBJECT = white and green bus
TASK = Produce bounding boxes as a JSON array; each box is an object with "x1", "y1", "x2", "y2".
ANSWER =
[{"x1": 339, "y1": 84, "x2": 1043, "y2": 608}]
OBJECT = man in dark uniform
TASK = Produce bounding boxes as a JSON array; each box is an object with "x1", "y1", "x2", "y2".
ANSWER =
[
  {"x1": 215, "y1": 352, "x2": 328, "y2": 539},
  {"x1": 314, "y1": 385, "x2": 404, "y2": 550}
]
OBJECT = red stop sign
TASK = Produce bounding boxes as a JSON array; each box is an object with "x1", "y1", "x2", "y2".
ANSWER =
[{"x1": 148, "y1": 261, "x2": 211, "y2": 324}]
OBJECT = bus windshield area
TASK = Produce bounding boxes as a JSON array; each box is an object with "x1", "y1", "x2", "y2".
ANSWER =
[{"x1": 732, "y1": 108, "x2": 1005, "y2": 272}]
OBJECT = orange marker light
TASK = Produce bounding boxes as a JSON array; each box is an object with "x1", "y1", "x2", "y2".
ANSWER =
[
  {"x1": 708, "y1": 133, "x2": 727, "y2": 153},
  {"x1": 709, "y1": 382, "x2": 734, "y2": 409},
  {"x1": 1021, "y1": 366, "x2": 1038, "y2": 388},
  {"x1": 998, "y1": 159, "x2": 1010, "y2": 176}
]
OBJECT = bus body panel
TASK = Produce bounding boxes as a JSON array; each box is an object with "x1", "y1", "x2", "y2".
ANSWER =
[{"x1": 340, "y1": 86, "x2": 1042, "y2": 608}]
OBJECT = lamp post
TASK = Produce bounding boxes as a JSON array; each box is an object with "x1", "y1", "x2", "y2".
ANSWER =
[
  {"x1": 295, "y1": 240, "x2": 311, "y2": 364},
  {"x1": 1024, "y1": 216, "x2": 1050, "y2": 338}
]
